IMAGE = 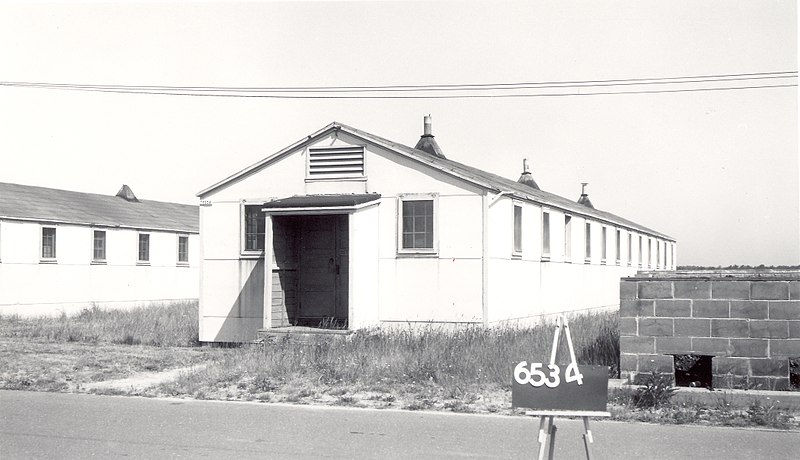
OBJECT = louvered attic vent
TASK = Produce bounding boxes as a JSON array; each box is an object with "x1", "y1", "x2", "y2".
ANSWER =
[{"x1": 308, "y1": 146, "x2": 365, "y2": 178}]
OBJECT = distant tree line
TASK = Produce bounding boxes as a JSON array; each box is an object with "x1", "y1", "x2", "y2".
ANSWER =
[{"x1": 677, "y1": 264, "x2": 800, "y2": 270}]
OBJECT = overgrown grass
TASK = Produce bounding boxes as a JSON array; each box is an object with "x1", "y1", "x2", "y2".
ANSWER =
[
  {"x1": 3, "y1": 305, "x2": 797, "y2": 429},
  {"x1": 0, "y1": 301, "x2": 199, "y2": 347},
  {"x1": 609, "y1": 388, "x2": 797, "y2": 430},
  {"x1": 156, "y1": 312, "x2": 619, "y2": 405}
]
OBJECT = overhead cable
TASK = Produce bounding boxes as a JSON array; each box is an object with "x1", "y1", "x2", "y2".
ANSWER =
[{"x1": 0, "y1": 71, "x2": 795, "y2": 99}]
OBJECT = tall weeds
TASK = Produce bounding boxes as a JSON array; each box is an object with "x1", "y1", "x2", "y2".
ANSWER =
[
  {"x1": 0, "y1": 301, "x2": 198, "y2": 347},
  {"x1": 191, "y1": 311, "x2": 619, "y2": 397}
]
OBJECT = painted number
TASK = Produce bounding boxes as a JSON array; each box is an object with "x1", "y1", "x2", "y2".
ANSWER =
[
  {"x1": 514, "y1": 362, "x2": 570, "y2": 387},
  {"x1": 564, "y1": 362, "x2": 584, "y2": 385}
]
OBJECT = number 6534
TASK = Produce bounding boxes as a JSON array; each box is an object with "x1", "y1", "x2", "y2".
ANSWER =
[{"x1": 514, "y1": 361, "x2": 584, "y2": 388}]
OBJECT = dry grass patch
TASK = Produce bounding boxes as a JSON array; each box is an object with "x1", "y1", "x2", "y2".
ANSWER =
[
  {"x1": 0, "y1": 338, "x2": 214, "y2": 393},
  {"x1": 0, "y1": 301, "x2": 199, "y2": 347},
  {"x1": 146, "y1": 312, "x2": 619, "y2": 414}
]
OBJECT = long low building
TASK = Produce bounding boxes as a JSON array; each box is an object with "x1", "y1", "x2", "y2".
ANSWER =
[
  {"x1": 197, "y1": 116, "x2": 676, "y2": 342},
  {"x1": 0, "y1": 182, "x2": 199, "y2": 316}
]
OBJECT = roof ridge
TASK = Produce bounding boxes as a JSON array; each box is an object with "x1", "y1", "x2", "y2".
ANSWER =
[
  {"x1": 0, "y1": 181, "x2": 198, "y2": 233},
  {"x1": 195, "y1": 122, "x2": 673, "y2": 240}
]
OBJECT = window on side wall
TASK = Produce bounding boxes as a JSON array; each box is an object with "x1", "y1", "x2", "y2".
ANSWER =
[
  {"x1": 615, "y1": 229, "x2": 621, "y2": 265},
  {"x1": 41, "y1": 226, "x2": 57, "y2": 262},
  {"x1": 601, "y1": 226, "x2": 607, "y2": 264},
  {"x1": 564, "y1": 215, "x2": 572, "y2": 261},
  {"x1": 177, "y1": 235, "x2": 189, "y2": 265},
  {"x1": 656, "y1": 240, "x2": 661, "y2": 269},
  {"x1": 647, "y1": 239, "x2": 652, "y2": 268},
  {"x1": 627, "y1": 233, "x2": 632, "y2": 266},
  {"x1": 584, "y1": 222, "x2": 591, "y2": 263},
  {"x1": 138, "y1": 233, "x2": 150, "y2": 264},
  {"x1": 638, "y1": 235, "x2": 643, "y2": 268},
  {"x1": 513, "y1": 204, "x2": 522, "y2": 256},
  {"x1": 541, "y1": 211, "x2": 550, "y2": 260},
  {"x1": 398, "y1": 194, "x2": 437, "y2": 255},
  {"x1": 671, "y1": 243, "x2": 676, "y2": 269},
  {"x1": 93, "y1": 230, "x2": 106, "y2": 263},
  {"x1": 243, "y1": 204, "x2": 266, "y2": 254}
]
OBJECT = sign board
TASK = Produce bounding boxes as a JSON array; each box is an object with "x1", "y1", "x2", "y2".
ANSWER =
[
  {"x1": 512, "y1": 364, "x2": 609, "y2": 412},
  {"x1": 511, "y1": 315, "x2": 609, "y2": 413}
]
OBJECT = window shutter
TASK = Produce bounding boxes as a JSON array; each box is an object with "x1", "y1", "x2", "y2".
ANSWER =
[{"x1": 308, "y1": 146, "x2": 364, "y2": 178}]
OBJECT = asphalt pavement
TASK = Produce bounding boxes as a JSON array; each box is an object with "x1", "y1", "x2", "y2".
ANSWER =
[{"x1": 1, "y1": 390, "x2": 797, "y2": 459}]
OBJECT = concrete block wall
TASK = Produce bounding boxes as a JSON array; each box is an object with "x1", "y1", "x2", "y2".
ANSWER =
[{"x1": 620, "y1": 270, "x2": 800, "y2": 390}]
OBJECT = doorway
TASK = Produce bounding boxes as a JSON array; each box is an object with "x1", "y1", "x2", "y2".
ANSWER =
[{"x1": 270, "y1": 214, "x2": 349, "y2": 329}]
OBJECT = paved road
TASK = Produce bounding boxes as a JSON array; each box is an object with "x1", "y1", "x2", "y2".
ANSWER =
[{"x1": 1, "y1": 390, "x2": 797, "y2": 459}]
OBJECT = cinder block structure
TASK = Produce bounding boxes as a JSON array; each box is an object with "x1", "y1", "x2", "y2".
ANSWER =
[{"x1": 620, "y1": 270, "x2": 800, "y2": 390}]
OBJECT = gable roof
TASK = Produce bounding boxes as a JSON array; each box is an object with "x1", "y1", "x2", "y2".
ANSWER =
[
  {"x1": 198, "y1": 122, "x2": 673, "y2": 241},
  {"x1": 0, "y1": 182, "x2": 198, "y2": 233}
]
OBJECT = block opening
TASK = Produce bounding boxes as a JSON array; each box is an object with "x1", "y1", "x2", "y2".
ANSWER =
[{"x1": 673, "y1": 354, "x2": 713, "y2": 389}]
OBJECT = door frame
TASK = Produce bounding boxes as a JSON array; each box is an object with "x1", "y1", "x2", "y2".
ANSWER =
[{"x1": 261, "y1": 199, "x2": 378, "y2": 330}]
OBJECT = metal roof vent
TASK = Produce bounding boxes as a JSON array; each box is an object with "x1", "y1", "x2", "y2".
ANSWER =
[
  {"x1": 116, "y1": 184, "x2": 139, "y2": 202},
  {"x1": 414, "y1": 114, "x2": 446, "y2": 159},
  {"x1": 517, "y1": 159, "x2": 540, "y2": 190},
  {"x1": 577, "y1": 182, "x2": 594, "y2": 209}
]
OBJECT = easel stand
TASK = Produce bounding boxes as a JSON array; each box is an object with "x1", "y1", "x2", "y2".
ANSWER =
[
  {"x1": 529, "y1": 316, "x2": 610, "y2": 460},
  {"x1": 526, "y1": 410, "x2": 610, "y2": 460}
]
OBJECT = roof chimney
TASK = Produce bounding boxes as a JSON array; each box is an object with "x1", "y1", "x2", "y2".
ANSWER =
[
  {"x1": 517, "y1": 158, "x2": 540, "y2": 190},
  {"x1": 577, "y1": 182, "x2": 594, "y2": 208},
  {"x1": 414, "y1": 114, "x2": 446, "y2": 159},
  {"x1": 116, "y1": 184, "x2": 139, "y2": 202}
]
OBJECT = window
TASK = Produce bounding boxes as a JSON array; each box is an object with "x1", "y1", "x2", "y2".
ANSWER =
[
  {"x1": 627, "y1": 233, "x2": 632, "y2": 266},
  {"x1": 615, "y1": 229, "x2": 621, "y2": 265},
  {"x1": 584, "y1": 222, "x2": 591, "y2": 263},
  {"x1": 307, "y1": 145, "x2": 365, "y2": 179},
  {"x1": 178, "y1": 235, "x2": 189, "y2": 264},
  {"x1": 138, "y1": 233, "x2": 150, "y2": 263},
  {"x1": 93, "y1": 230, "x2": 106, "y2": 262},
  {"x1": 656, "y1": 240, "x2": 661, "y2": 269},
  {"x1": 564, "y1": 215, "x2": 572, "y2": 260},
  {"x1": 399, "y1": 195, "x2": 436, "y2": 253},
  {"x1": 601, "y1": 226, "x2": 607, "y2": 264},
  {"x1": 513, "y1": 205, "x2": 522, "y2": 255},
  {"x1": 41, "y1": 227, "x2": 56, "y2": 260},
  {"x1": 244, "y1": 205, "x2": 266, "y2": 252},
  {"x1": 648, "y1": 239, "x2": 652, "y2": 268},
  {"x1": 541, "y1": 211, "x2": 550, "y2": 259},
  {"x1": 672, "y1": 244, "x2": 676, "y2": 269},
  {"x1": 638, "y1": 235, "x2": 643, "y2": 268}
]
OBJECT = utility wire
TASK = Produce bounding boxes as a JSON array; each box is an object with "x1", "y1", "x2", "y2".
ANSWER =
[
  {"x1": 1, "y1": 83, "x2": 792, "y2": 99},
  {"x1": 1, "y1": 71, "x2": 795, "y2": 92},
  {"x1": 0, "y1": 71, "x2": 795, "y2": 99}
]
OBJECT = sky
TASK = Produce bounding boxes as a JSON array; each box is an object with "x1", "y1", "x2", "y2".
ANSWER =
[{"x1": 0, "y1": 1, "x2": 797, "y2": 266}]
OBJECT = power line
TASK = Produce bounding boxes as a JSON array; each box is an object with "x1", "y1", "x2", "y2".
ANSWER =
[
  {"x1": 0, "y1": 71, "x2": 795, "y2": 99},
  {"x1": 1, "y1": 83, "x2": 794, "y2": 99},
  {"x1": 1, "y1": 71, "x2": 795, "y2": 92}
]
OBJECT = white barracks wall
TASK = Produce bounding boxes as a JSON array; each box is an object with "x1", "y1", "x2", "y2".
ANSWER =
[
  {"x1": 485, "y1": 197, "x2": 653, "y2": 325},
  {"x1": 199, "y1": 131, "x2": 485, "y2": 341},
  {"x1": 0, "y1": 220, "x2": 199, "y2": 317},
  {"x1": 198, "y1": 129, "x2": 675, "y2": 340},
  {"x1": 348, "y1": 204, "x2": 380, "y2": 328},
  {"x1": 367, "y1": 139, "x2": 484, "y2": 325}
]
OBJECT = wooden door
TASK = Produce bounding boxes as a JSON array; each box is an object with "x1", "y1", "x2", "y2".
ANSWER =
[{"x1": 298, "y1": 215, "x2": 348, "y2": 324}]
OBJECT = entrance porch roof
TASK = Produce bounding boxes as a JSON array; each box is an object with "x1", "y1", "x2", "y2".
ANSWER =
[{"x1": 261, "y1": 193, "x2": 381, "y2": 214}]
